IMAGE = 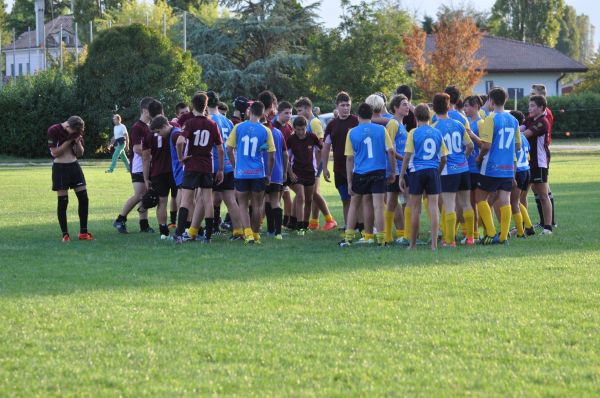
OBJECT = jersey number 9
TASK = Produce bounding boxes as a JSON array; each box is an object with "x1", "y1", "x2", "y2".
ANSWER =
[{"x1": 423, "y1": 138, "x2": 437, "y2": 160}]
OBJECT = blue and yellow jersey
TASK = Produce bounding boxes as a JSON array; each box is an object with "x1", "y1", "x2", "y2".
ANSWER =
[
  {"x1": 210, "y1": 112, "x2": 234, "y2": 173},
  {"x1": 344, "y1": 122, "x2": 393, "y2": 175},
  {"x1": 516, "y1": 131, "x2": 531, "y2": 172},
  {"x1": 226, "y1": 121, "x2": 275, "y2": 179},
  {"x1": 386, "y1": 118, "x2": 408, "y2": 174},
  {"x1": 263, "y1": 126, "x2": 285, "y2": 184},
  {"x1": 432, "y1": 109, "x2": 469, "y2": 130},
  {"x1": 468, "y1": 117, "x2": 484, "y2": 174},
  {"x1": 306, "y1": 117, "x2": 324, "y2": 140},
  {"x1": 479, "y1": 112, "x2": 521, "y2": 178},
  {"x1": 479, "y1": 109, "x2": 489, "y2": 119},
  {"x1": 432, "y1": 118, "x2": 472, "y2": 176},
  {"x1": 405, "y1": 125, "x2": 448, "y2": 172}
]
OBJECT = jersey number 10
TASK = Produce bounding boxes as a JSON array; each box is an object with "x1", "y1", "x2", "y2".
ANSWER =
[{"x1": 193, "y1": 130, "x2": 210, "y2": 146}]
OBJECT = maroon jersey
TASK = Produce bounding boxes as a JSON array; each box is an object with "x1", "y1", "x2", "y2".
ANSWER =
[
  {"x1": 525, "y1": 115, "x2": 551, "y2": 169},
  {"x1": 324, "y1": 115, "x2": 359, "y2": 176},
  {"x1": 181, "y1": 115, "x2": 222, "y2": 173},
  {"x1": 230, "y1": 115, "x2": 242, "y2": 125},
  {"x1": 273, "y1": 119, "x2": 294, "y2": 142},
  {"x1": 177, "y1": 111, "x2": 194, "y2": 128},
  {"x1": 143, "y1": 132, "x2": 172, "y2": 177},
  {"x1": 286, "y1": 133, "x2": 322, "y2": 179},
  {"x1": 130, "y1": 120, "x2": 151, "y2": 173},
  {"x1": 47, "y1": 123, "x2": 81, "y2": 157}
]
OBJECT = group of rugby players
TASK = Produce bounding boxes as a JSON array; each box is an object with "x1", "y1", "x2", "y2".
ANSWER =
[{"x1": 48, "y1": 83, "x2": 555, "y2": 249}]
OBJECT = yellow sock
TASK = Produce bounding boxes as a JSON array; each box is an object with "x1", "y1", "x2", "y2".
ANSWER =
[
  {"x1": 477, "y1": 201, "x2": 496, "y2": 237},
  {"x1": 384, "y1": 210, "x2": 394, "y2": 243},
  {"x1": 364, "y1": 233, "x2": 374, "y2": 241},
  {"x1": 233, "y1": 228, "x2": 244, "y2": 237},
  {"x1": 253, "y1": 232, "x2": 260, "y2": 241},
  {"x1": 325, "y1": 214, "x2": 334, "y2": 222},
  {"x1": 396, "y1": 229, "x2": 404, "y2": 239},
  {"x1": 500, "y1": 205, "x2": 511, "y2": 241},
  {"x1": 244, "y1": 227, "x2": 253, "y2": 239},
  {"x1": 446, "y1": 212, "x2": 457, "y2": 244},
  {"x1": 344, "y1": 229, "x2": 355, "y2": 242},
  {"x1": 309, "y1": 218, "x2": 319, "y2": 225},
  {"x1": 188, "y1": 226, "x2": 199, "y2": 239},
  {"x1": 513, "y1": 212, "x2": 524, "y2": 236},
  {"x1": 463, "y1": 209, "x2": 475, "y2": 239},
  {"x1": 423, "y1": 197, "x2": 428, "y2": 209},
  {"x1": 404, "y1": 207, "x2": 412, "y2": 239},
  {"x1": 460, "y1": 222, "x2": 467, "y2": 238},
  {"x1": 440, "y1": 208, "x2": 446, "y2": 242},
  {"x1": 520, "y1": 203, "x2": 533, "y2": 228},
  {"x1": 376, "y1": 232, "x2": 386, "y2": 245}
]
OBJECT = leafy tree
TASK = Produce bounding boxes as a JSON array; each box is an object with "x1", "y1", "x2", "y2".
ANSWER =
[
  {"x1": 556, "y1": 5, "x2": 579, "y2": 60},
  {"x1": 436, "y1": 3, "x2": 489, "y2": 29},
  {"x1": 576, "y1": 14, "x2": 596, "y2": 63},
  {"x1": 100, "y1": 0, "x2": 177, "y2": 32},
  {"x1": 404, "y1": 15, "x2": 486, "y2": 100},
  {"x1": 312, "y1": 1, "x2": 412, "y2": 101},
  {"x1": 488, "y1": 0, "x2": 563, "y2": 47},
  {"x1": 421, "y1": 15, "x2": 434, "y2": 34},
  {"x1": 76, "y1": 24, "x2": 204, "y2": 151},
  {"x1": 575, "y1": 54, "x2": 600, "y2": 93},
  {"x1": 8, "y1": 0, "x2": 71, "y2": 35}
]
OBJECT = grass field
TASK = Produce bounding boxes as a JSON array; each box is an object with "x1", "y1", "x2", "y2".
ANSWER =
[{"x1": 1, "y1": 151, "x2": 599, "y2": 397}]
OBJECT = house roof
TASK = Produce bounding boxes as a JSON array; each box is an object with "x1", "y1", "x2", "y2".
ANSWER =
[
  {"x1": 423, "y1": 34, "x2": 587, "y2": 73},
  {"x1": 3, "y1": 15, "x2": 76, "y2": 51}
]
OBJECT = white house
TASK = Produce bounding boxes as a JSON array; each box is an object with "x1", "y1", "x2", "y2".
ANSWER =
[
  {"x1": 423, "y1": 34, "x2": 587, "y2": 97},
  {"x1": 1, "y1": 0, "x2": 83, "y2": 77}
]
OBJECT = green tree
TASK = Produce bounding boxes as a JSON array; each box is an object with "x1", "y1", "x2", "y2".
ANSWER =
[
  {"x1": 76, "y1": 24, "x2": 204, "y2": 151},
  {"x1": 8, "y1": 0, "x2": 71, "y2": 35},
  {"x1": 312, "y1": 1, "x2": 412, "y2": 101},
  {"x1": 421, "y1": 15, "x2": 434, "y2": 34},
  {"x1": 556, "y1": 5, "x2": 579, "y2": 59},
  {"x1": 576, "y1": 14, "x2": 596, "y2": 63},
  {"x1": 489, "y1": 0, "x2": 563, "y2": 47},
  {"x1": 575, "y1": 54, "x2": 600, "y2": 93},
  {"x1": 436, "y1": 3, "x2": 489, "y2": 28}
]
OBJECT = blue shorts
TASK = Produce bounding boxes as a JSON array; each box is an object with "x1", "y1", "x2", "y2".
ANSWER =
[
  {"x1": 441, "y1": 172, "x2": 471, "y2": 193},
  {"x1": 477, "y1": 175, "x2": 513, "y2": 193},
  {"x1": 408, "y1": 169, "x2": 441, "y2": 195},
  {"x1": 515, "y1": 170, "x2": 530, "y2": 191},
  {"x1": 334, "y1": 173, "x2": 350, "y2": 201}
]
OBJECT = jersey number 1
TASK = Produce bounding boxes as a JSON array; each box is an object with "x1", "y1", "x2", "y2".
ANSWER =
[{"x1": 363, "y1": 137, "x2": 373, "y2": 159}]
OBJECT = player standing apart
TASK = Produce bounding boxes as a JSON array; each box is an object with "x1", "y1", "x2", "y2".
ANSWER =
[{"x1": 106, "y1": 114, "x2": 130, "y2": 173}]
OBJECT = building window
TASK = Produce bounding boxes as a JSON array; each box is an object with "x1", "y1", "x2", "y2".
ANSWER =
[
  {"x1": 11, "y1": 63, "x2": 14, "y2": 76},
  {"x1": 27, "y1": 63, "x2": 30, "y2": 74},
  {"x1": 507, "y1": 88, "x2": 524, "y2": 100},
  {"x1": 485, "y1": 81, "x2": 494, "y2": 93},
  {"x1": 18, "y1": 63, "x2": 23, "y2": 76}
]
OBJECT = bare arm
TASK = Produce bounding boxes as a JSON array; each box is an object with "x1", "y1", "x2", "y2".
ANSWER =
[
  {"x1": 227, "y1": 146, "x2": 236, "y2": 170},
  {"x1": 73, "y1": 137, "x2": 84, "y2": 158},
  {"x1": 438, "y1": 155, "x2": 447, "y2": 174},
  {"x1": 142, "y1": 149, "x2": 151, "y2": 188},
  {"x1": 476, "y1": 142, "x2": 491, "y2": 163},
  {"x1": 464, "y1": 141, "x2": 474, "y2": 159},
  {"x1": 346, "y1": 155, "x2": 355, "y2": 194},
  {"x1": 50, "y1": 139, "x2": 75, "y2": 158}
]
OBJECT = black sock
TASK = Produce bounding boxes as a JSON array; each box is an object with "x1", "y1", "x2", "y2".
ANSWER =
[
  {"x1": 289, "y1": 216, "x2": 297, "y2": 230},
  {"x1": 214, "y1": 206, "x2": 221, "y2": 224},
  {"x1": 170, "y1": 211, "x2": 177, "y2": 225},
  {"x1": 176, "y1": 207, "x2": 189, "y2": 237},
  {"x1": 283, "y1": 215, "x2": 290, "y2": 227},
  {"x1": 249, "y1": 205, "x2": 253, "y2": 219},
  {"x1": 301, "y1": 221, "x2": 308, "y2": 230},
  {"x1": 204, "y1": 217, "x2": 214, "y2": 240},
  {"x1": 224, "y1": 212, "x2": 231, "y2": 224},
  {"x1": 116, "y1": 214, "x2": 126, "y2": 223},
  {"x1": 273, "y1": 208, "x2": 283, "y2": 234},
  {"x1": 265, "y1": 202, "x2": 274, "y2": 233},
  {"x1": 549, "y1": 191, "x2": 555, "y2": 225},
  {"x1": 57, "y1": 195, "x2": 69, "y2": 236},
  {"x1": 159, "y1": 224, "x2": 169, "y2": 236},
  {"x1": 185, "y1": 220, "x2": 191, "y2": 229},
  {"x1": 357, "y1": 222, "x2": 365, "y2": 232},
  {"x1": 140, "y1": 219, "x2": 150, "y2": 231},
  {"x1": 75, "y1": 190, "x2": 89, "y2": 234},
  {"x1": 544, "y1": 224, "x2": 553, "y2": 231},
  {"x1": 534, "y1": 194, "x2": 544, "y2": 226}
]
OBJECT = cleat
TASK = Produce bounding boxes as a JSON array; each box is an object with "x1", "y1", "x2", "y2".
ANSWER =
[
  {"x1": 140, "y1": 226, "x2": 155, "y2": 233},
  {"x1": 220, "y1": 221, "x2": 232, "y2": 231},
  {"x1": 274, "y1": 234, "x2": 283, "y2": 240},
  {"x1": 78, "y1": 232, "x2": 94, "y2": 241},
  {"x1": 229, "y1": 235, "x2": 244, "y2": 241},
  {"x1": 479, "y1": 235, "x2": 495, "y2": 245},
  {"x1": 174, "y1": 235, "x2": 185, "y2": 244},
  {"x1": 395, "y1": 237, "x2": 410, "y2": 246},
  {"x1": 322, "y1": 220, "x2": 338, "y2": 231},
  {"x1": 542, "y1": 228, "x2": 553, "y2": 235},
  {"x1": 465, "y1": 237, "x2": 475, "y2": 246},
  {"x1": 509, "y1": 227, "x2": 518, "y2": 238},
  {"x1": 180, "y1": 231, "x2": 195, "y2": 242},
  {"x1": 339, "y1": 240, "x2": 352, "y2": 247},
  {"x1": 105, "y1": 169, "x2": 114, "y2": 173},
  {"x1": 244, "y1": 237, "x2": 255, "y2": 245},
  {"x1": 167, "y1": 223, "x2": 176, "y2": 229},
  {"x1": 62, "y1": 234, "x2": 71, "y2": 242},
  {"x1": 296, "y1": 229, "x2": 306, "y2": 236},
  {"x1": 516, "y1": 234, "x2": 526, "y2": 239},
  {"x1": 160, "y1": 234, "x2": 171, "y2": 240},
  {"x1": 308, "y1": 222, "x2": 319, "y2": 231},
  {"x1": 113, "y1": 220, "x2": 128, "y2": 234},
  {"x1": 355, "y1": 237, "x2": 375, "y2": 245},
  {"x1": 266, "y1": 232, "x2": 276, "y2": 238},
  {"x1": 533, "y1": 223, "x2": 544, "y2": 232},
  {"x1": 416, "y1": 239, "x2": 428, "y2": 246},
  {"x1": 525, "y1": 227, "x2": 535, "y2": 236}
]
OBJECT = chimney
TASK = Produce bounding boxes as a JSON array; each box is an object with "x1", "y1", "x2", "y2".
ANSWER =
[{"x1": 35, "y1": 0, "x2": 45, "y2": 47}]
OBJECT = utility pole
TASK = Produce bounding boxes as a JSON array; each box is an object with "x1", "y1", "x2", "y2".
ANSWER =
[{"x1": 183, "y1": 11, "x2": 187, "y2": 52}]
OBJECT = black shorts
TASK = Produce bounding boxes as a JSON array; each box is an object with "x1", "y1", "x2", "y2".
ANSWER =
[
  {"x1": 131, "y1": 172, "x2": 145, "y2": 184},
  {"x1": 151, "y1": 173, "x2": 172, "y2": 197},
  {"x1": 213, "y1": 171, "x2": 235, "y2": 192},
  {"x1": 387, "y1": 175, "x2": 401, "y2": 193},
  {"x1": 441, "y1": 172, "x2": 471, "y2": 193},
  {"x1": 515, "y1": 170, "x2": 530, "y2": 191},
  {"x1": 530, "y1": 167, "x2": 548, "y2": 184},
  {"x1": 168, "y1": 173, "x2": 178, "y2": 198},
  {"x1": 52, "y1": 162, "x2": 86, "y2": 191},
  {"x1": 265, "y1": 183, "x2": 283, "y2": 193},
  {"x1": 408, "y1": 169, "x2": 441, "y2": 195},
  {"x1": 470, "y1": 173, "x2": 479, "y2": 190},
  {"x1": 181, "y1": 171, "x2": 213, "y2": 190},
  {"x1": 352, "y1": 170, "x2": 386, "y2": 195},
  {"x1": 293, "y1": 174, "x2": 316, "y2": 187},
  {"x1": 235, "y1": 178, "x2": 266, "y2": 193},
  {"x1": 476, "y1": 175, "x2": 513, "y2": 193}
]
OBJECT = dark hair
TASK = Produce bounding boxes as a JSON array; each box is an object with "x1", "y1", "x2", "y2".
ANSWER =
[
  {"x1": 250, "y1": 101, "x2": 265, "y2": 117},
  {"x1": 464, "y1": 95, "x2": 483, "y2": 108},
  {"x1": 148, "y1": 100, "x2": 164, "y2": 118},
  {"x1": 192, "y1": 93, "x2": 208, "y2": 113},
  {"x1": 150, "y1": 115, "x2": 170, "y2": 131},
  {"x1": 444, "y1": 85, "x2": 461, "y2": 104},
  {"x1": 175, "y1": 102, "x2": 188, "y2": 113},
  {"x1": 456, "y1": 99, "x2": 464, "y2": 110},
  {"x1": 357, "y1": 103, "x2": 373, "y2": 119},
  {"x1": 389, "y1": 94, "x2": 408, "y2": 113},
  {"x1": 529, "y1": 95, "x2": 547, "y2": 109},
  {"x1": 415, "y1": 104, "x2": 431, "y2": 122},
  {"x1": 293, "y1": 115, "x2": 308, "y2": 127},
  {"x1": 335, "y1": 91, "x2": 351, "y2": 105},
  {"x1": 277, "y1": 100, "x2": 293, "y2": 113},
  {"x1": 233, "y1": 96, "x2": 250, "y2": 113},
  {"x1": 395, "y1": 84, "x2": 412, "y2": 101},
  {"x1": 207, "y1": 90, "x2": 220, "y2": 108},
  {"x1": 488, "y1": 87, "x2": 507, "y2": 106},
  {"x1": 67, "y1": 115, "x2": 85, "y2": 132},
  {"x1": 217, "y1": 101, "x2": 228, "y2": 113},
  {"x1": 294, "y1": 96, "x2": 313, "y2": 109},
  {"x1": 509, "y1": 110, "x2": 525, "y2": 125},
  {"x1": 480, "y1": 94, "x2": 488, "y2": 103},
  {"x1": 432, "y1": 93, "x2": 450, "y2": 115},
  {"x1": 258, "y1": 90, "x2": 276, "y2": 110},
  {"x1": 140, "y1": 96, "x2": 154, "y2": 110}
]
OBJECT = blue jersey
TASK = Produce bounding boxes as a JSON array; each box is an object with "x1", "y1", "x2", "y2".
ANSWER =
[
  {"x1": 468, "y1": 117, "x2": 483, "y2": 173},
  {"x1": 344, "y1": 122, "x2": 393, "y2": 175},
  {"x1": 516, "y1": 131, "x2": 530, "y2": 172},
  {"x1": 169, "y1": 127, "x2": 184, "y2": 186},
  {"x1": 210, "y1": 113, "x2": 234, "y2": 173},
  {"x1": 386, "y1": 118, "x2": 407, "y2": 174},
  {"x1": 263, "y1": 126, "x2": 285, "y2": 184},
  {"x1": 432, "y1": 118, "x2": 471, "y2": 175},
  {"x1": 226, "y1": 121, "x2": 275, "y2": 179},
  {"x1": 432, "y1": 109, "x2": 469, "y2": 127},
  {"x1": 406, "y1": 125, "x2": 448, "y2": 172},
  {"x1": 480, "y1": 112, "x2": 520, "y2": 178}
]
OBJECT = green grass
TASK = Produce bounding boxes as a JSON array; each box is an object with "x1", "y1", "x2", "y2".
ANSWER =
[{"x1": 1, "y1": 153, "x2": 599, "y2": 397}]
